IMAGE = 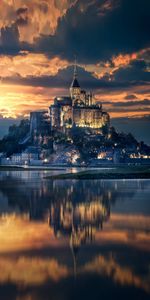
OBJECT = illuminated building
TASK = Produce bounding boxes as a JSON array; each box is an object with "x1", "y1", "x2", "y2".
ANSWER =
[
  {"x1": 50, "y1": 62, "x2": 110, "y2": 132},
  {"x1": 50, "y1": 97, "x2": 72, "y2": 129}
]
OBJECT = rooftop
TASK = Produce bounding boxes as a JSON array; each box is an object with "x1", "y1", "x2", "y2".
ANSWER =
[{"x1": 71, "y1": 77, "x2": 80, "y2": 88}]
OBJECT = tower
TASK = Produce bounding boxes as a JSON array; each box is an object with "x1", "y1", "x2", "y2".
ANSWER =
[{"x1": 70, "y1": 57, "x2": 81, "y2": 105}]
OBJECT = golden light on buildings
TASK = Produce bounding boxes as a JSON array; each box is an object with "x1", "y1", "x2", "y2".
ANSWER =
[{"x1": 98, "y1": 152, "x2": 106, "y2": 159}]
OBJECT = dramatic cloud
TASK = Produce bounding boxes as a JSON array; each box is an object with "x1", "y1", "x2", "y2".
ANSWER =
[
  {"x1": 113, "y1": 59, "x2": 150, "y2": 82},
  {"x1": 0, "y1": 23, "x2": 20, "y2": 54},
  {"x1": 0, "y1": 83, "x2": 61, "y2": 118},
  {"x1": 124, "y1": 94, "x2": 138, "y2": 100},
  {"x1": 0, "y1": 0, "x2": 77, "y2": 44},
  {"x1": 36, "y1": 0, "x2": 150, "y2": 62},
  {"x1": 0, "y1": 52, "x2": 69, "y2": 78},
  {"x1": 0, "y1": 0, "x2": 150, "y2": 142},
  {"x1": 112, "y1": 99, "x2": 150, "y2": 107}
]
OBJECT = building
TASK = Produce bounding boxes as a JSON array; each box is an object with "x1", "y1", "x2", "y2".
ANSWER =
[
  {"x1": 29, "y1": 62, "x2": 110, "y2": 138},
  {"x1": 9, "y1": 147, "x2": 40, "y2": 165},
  {"x1": 50, "y1": 62, "x2": 110, "y2": 132},
  {"x1": 50, "y1": 97, "x2": 72, "y2": 129}
]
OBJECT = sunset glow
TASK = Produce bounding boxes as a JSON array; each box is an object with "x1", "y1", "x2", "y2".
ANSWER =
[{"x1": 0, "y1": 0, "x2": 149, "y2": 136}]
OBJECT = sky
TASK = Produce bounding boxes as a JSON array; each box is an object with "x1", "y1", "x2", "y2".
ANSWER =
[{"x1": 0, "y1": 0, "x2": 150, "y2": 143}]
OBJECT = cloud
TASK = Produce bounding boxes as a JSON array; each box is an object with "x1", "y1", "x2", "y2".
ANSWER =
[
  {"x1": 0, "y1": 0, "x2": 77, "y2": 45},
  {"x1": 16, "y1": 7, "x2": 29, "y2": 26},
  {"x1": 112, "y1": 99, "x2": 150, "y2": 107},
  {"x1": 0, "y1": 82, "x2": 68, "y2": 119},
  {"x1": 113, "y1": 59, "x2": 150, "y2": 82},
  {"x1": 0, "y1": 0, "x2": 149, "y2": 129},
  {"x1": 2, "y1": 65, "x2": 100, "y2": 88},
  {"x1": 124, "y1": 94, "x2": 138, "y2": 100},
  {"x1": 0, "y1": 52, "x2": 69, "y2": 78},
  {"x1": 0, "y1": 0, "x2": 150, "y2": 64},
  {"x1": 111, "y1": 53, "x2": 137, "y2": 68},
  {"x1": 36, "y1": 0, "x2": 150, "y2": 63},
  {"x1": 0, "y1": 23, "x2": 20, "y2": 54},
  {"x1": 2, "y1": 64, "x2": 149, "y2": 100}
]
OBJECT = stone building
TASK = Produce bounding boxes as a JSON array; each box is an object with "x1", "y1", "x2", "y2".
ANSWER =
[
  {"x1": 50, "y1": 62, "x2": 110, "y2": 132},
  {"x1": 30, "y1": 62, "x2": 110, "y2": 136}
]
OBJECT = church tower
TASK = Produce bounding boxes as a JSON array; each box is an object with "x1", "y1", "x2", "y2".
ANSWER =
[{"x1": 70, "y1": 58, "x2": 81, "y2": 105}]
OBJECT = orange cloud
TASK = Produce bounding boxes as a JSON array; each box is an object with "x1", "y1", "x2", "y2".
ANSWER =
[
  {"x1": 0, "y1": 0, "x2": 77, "y2": 43},
  {"x1": 85, "y1": 48, "x2": 149, "y2": 80},
  {"x1": 0, "y1": 53, "x2": 69, "y2": 78},
  {"x1": 0, "y1": 50, "x2": 149, "y2": 119},
  {"x1": 94, "y1": 87, "x2": 150, "y2": 118},
  {"x1": 0, "y1": 53, "x2": 69, "y2": 118},
  {"x1": 112, "y1": 53, "x2": 137, "y2": 67},
  {"x1": 0, "y1": 83, "x2": 67, "y2": 118}
]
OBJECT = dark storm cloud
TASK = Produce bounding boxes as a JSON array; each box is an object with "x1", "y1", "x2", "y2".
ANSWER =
[
  {"x1": 16, "y1": 7, "x2": 28, "y2": 15},
  {"x1": 3, "y1": 65, "x2": 149, "y2": 90},
  {"x1": 124, "y1": 95, "x2": 138, "y2": 100},
  {"x1": 108, "y1": 107, "x2": 150, "y2": 113},
  {"x1": 0, "y1": 0, "x2": 149, "y2": 90},
  {"x1": 37, "y1": 0, "x2": 150, "y2": 63},
  {"x1": 16, "y1": 7, "x2": 29, "y2": 26},
  {"x1": 0, "y1": 0, "x2": 150, "y2": 64},
  {"x1": 112, "y1": 99, "x2": 150, "y2": 107},
  {"x1": 113, "y1": 60, "x2": 150, "y2": 82},
  {"x1": 0, "y1": 24, "x2": 20, "y2": 54},
  {"x1": 0, "y1": 6, "x2": 30, "y2": 55},
  {"x1": 3, "y1": 66, "x2": 99, "y2": 88}
]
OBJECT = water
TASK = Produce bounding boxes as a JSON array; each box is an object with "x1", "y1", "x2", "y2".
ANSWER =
[{"x1": 0, "y1": 170, "x2": 150, "y2": 300}]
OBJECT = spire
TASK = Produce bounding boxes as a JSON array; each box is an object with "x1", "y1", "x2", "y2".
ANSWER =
[
  {"x1": 70, "y1": 55, "x2": 80, "y2": 89},
  {"x1": 74, "y1": 55, "x2": 77, "y2": 79}
]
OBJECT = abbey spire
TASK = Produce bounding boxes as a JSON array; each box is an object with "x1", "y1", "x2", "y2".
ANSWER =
[{"x1": 70, "y1": 57, "x2": 81, "y2": 101}]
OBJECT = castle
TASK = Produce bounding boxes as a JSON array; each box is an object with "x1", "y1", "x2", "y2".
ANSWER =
[{"x1": 30, "y1": 62, "x2": 110, "y2": 137}]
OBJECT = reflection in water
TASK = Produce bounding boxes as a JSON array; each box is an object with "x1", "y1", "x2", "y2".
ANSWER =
[
  {"x1": 0, "y1": 171, "x2": 150, "y2": 300},
  {"x1": 49, "y1": 198, "x2": 110, "y2": 278},
  {"x1": 49, "y1": 198, "x2": 110, "y2": 244}
]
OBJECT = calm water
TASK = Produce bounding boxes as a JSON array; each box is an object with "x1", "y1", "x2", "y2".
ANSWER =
[{"x1": 0, "y1": 170, "x2": 150, "y2": 300}]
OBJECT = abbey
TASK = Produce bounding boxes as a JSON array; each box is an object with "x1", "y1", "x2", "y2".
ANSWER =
[
  {"x1": 30, "y1": 63, "x2": 110, "y2": 140},
  {"x1": 50, "y1": 63, "x2": 110, "y2": 132}
]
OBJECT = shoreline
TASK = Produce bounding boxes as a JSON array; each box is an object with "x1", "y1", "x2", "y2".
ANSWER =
[
  {"x1": 0, "y1": 165, "x2": 150, "y2": 180},
  {"x1": 45, "y1": 166, "x2": 150, "y2": 180},
  {"x1": 0, "y1": 165, "x2": 67, "y2": 171},
  {"x1": 45, "y1": 173, "x2": 150, "y2": 180}
]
